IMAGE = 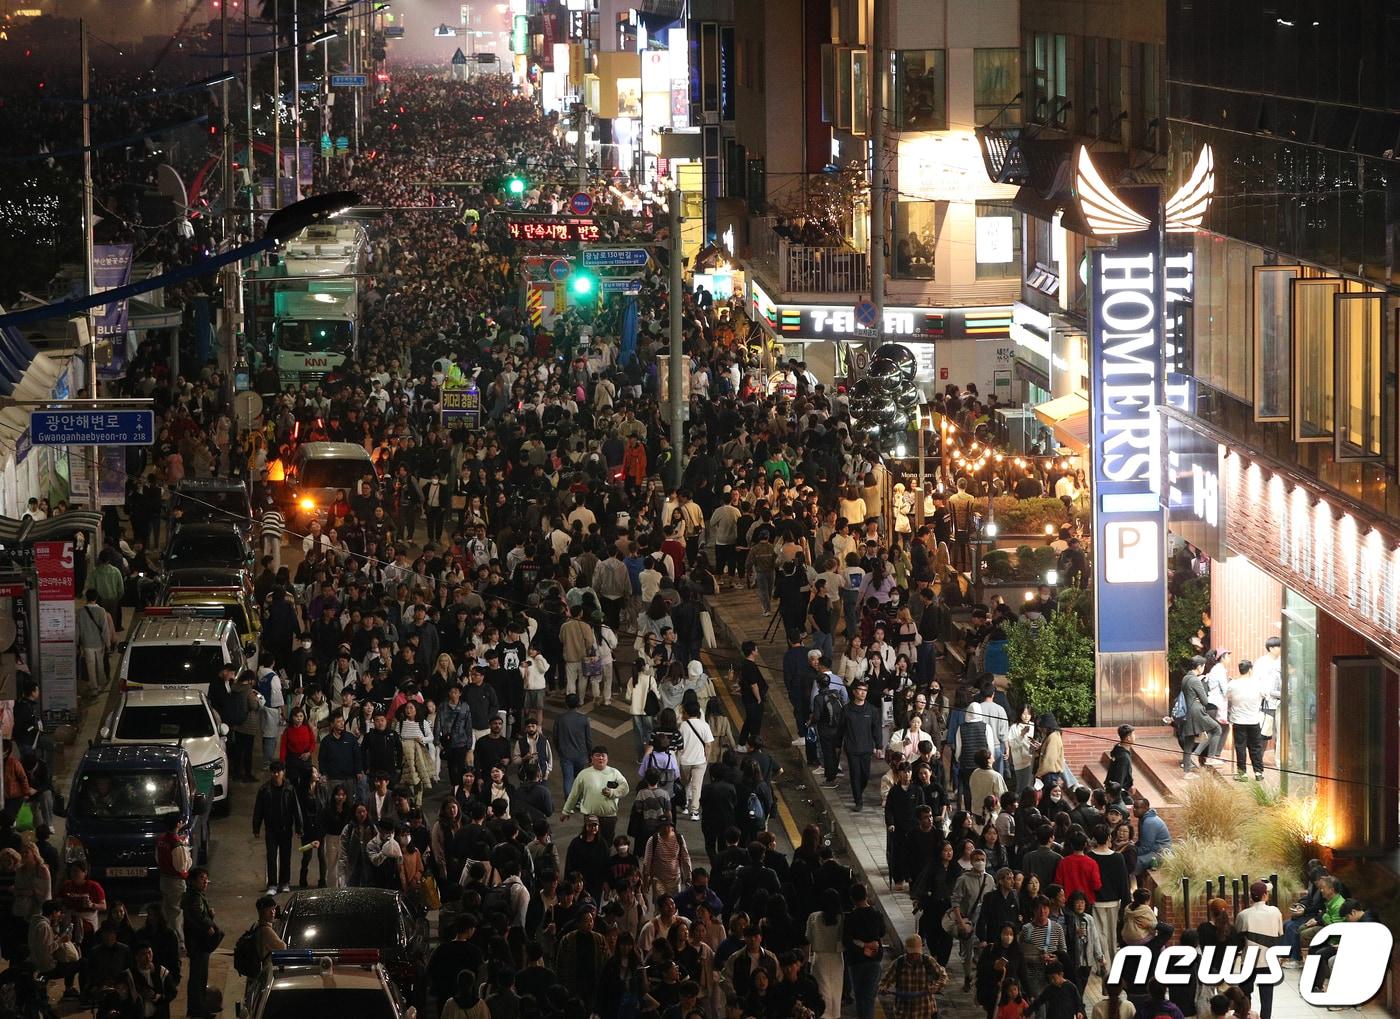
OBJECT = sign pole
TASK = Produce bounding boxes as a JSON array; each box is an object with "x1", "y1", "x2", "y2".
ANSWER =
[
  {"x1": 669, "y1": 191, "x2": 685, "y2": 488},
  {"x1": 80, "y1": 21, "x2": 101, "y2": 524}
]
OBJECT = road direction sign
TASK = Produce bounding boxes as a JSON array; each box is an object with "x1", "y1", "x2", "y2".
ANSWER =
[
  {"x1": 854, "y1": 299, "x2": 879, "y2": 329},
  {"x1": 548, "y1": 258, "x2": 572, "y2": 282},
  {"x1": 451, "y1": 48, "x2": 468, "y2": 65},
  {"x1": 581, "y1": 247, "x2": 649, "y2": 268},
  {"x1": 31, "y1": 409, "x2": 154, "y2": 447},
  {"x1": 384, "y1": 26, "x2": 405, "y2": 38},
  {"x1": 298, "y1": 82, "x2": 319, "y2": 93},
  {"x1": 569, "y1": 191, "x2": 594, "y2": 216},
  {"x1": 330, "y1": 74, "x2": 368, "y2": 87},
  {"x1": 600, "y1": 278, "x2": 643, "y2": 295}
]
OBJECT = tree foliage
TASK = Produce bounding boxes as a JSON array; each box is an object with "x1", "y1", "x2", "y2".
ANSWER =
[
  {"x1": 1006, "y1": 607, "x2": 1096, "y2": 726},
  {"x1": 1168, "y1": 576, "x2": 1210, "y2": 677}
]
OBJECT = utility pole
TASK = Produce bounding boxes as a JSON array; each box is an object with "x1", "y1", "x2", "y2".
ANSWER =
[
  {"x1": 80, "y1": 20, "x2": 99, "y2": 517},
  {"x1": 668, "y1": 191, "x2": 684, "y2": 488},
  {"x1": 272, "y1": 0, "x2": 282, "y2": 208},
  {"x1": 866, "y1": 0, "x2": 886, "y2": 372},
  {"x1": 322, "y1": 0, "x2": 332, "y2": 175},
  {"x1": 291, "y1": 0, "x2": 302, "y2": 202},
  {"x1": 244, "y1": 0, "x2": 255, "y2": 235},
  {"x1": 576, "y1": 103, "x2": 588, "y2": 193}
]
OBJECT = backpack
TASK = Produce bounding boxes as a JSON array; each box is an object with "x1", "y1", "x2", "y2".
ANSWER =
[
  {"x1": 1171, "y1": 690, "x2": 1187, "y2": 721},
  {"x1": 233, "y1": 924, "x2": 262, "y2": 977},
  {"x1": 816, "y1": 689, "x2": 845, "y2": 734},
  {"x1": 480, "y1": 883, "x2": 514, "y2": 920},
  {"x1": 222, "y1": 686, "x2": 250, "y2": 727},
  {"x1": 746, "y1": 790, "x2": 767, "y2": 826},
  {"x1": 637, "y1": 789, "x2": 670, "y2": 834}
]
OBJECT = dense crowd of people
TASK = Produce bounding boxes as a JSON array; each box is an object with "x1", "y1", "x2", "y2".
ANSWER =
[{"x1": 0, "y1": 68, "x2": 1367, "y2": 1019}]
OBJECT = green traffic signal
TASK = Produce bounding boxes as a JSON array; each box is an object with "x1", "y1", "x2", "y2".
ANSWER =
[
  {"x1": 570, "y1": 272, "x2": 596, "y2": 296},
  {"x1": 506, "y1": 175, "x2": 527, "y2": 196}
]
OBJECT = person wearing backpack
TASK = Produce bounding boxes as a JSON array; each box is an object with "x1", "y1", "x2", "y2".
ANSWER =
[
  {"x1": 154, "y1": 817, "x2": 191, "y2": 955},
  {"x1": 181, "y1": 869, "x2": 218, "y2": 1019},
  {"x1": 811, "y1": 666, "x2": 849, "y2": 787},
  {"x1": 238, "y1": 896, "x2": 284, "y2": 1010}
]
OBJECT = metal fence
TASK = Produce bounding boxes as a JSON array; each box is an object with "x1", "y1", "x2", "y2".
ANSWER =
[{"x1": 778, "y1": 239, "x2": 869, "y2": 294}]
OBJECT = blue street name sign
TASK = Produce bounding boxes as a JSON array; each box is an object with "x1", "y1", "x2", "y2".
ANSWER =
[
  {"x1": 385, "y1": 26, "x2": 405, "y2": 38},
  {"x1": 581, "y1": 247, "x2": 649, "y2": 268},
  {"x1": 298, "y1": 82, "x2": 319, "y2": 92},
  {"x1": 600, "y1": 278, "x2": 643, "y2": 295},
  {"x1": 31, "y1": 409, "x2": 154, "y2": 447},
  {"x1": 330, "y1": 74, "x2": 368, "y2": 88}
]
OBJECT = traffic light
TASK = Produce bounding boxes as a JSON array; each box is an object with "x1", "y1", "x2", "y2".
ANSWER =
[
  {"x1": 569, "y1": 271, "x2": 597, "y2": 297},
  {"x1": 505, "y1": 174, "x2": 527, "y2": 197}
]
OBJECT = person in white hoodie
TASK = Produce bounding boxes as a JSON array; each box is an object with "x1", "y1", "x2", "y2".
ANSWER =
[
  {"x1": 626, "y1": 661, "x2": 660, "y2": 757},
  {"x1": 523, "y1": 644, "x2": 550, "y2": 724},
  {"x1": 677, "y1": 701, "x2": 714, "y2": 820}
]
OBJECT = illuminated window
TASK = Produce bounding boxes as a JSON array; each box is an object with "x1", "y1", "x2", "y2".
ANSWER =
[
  {"x1": 893, "y1": 201, "x2": 945, "y2": 279},
  {"x1": 1335, "y1": 290, "x2": 1384, "y2": 462},
  {"x1": 1253, "y1": 265, "x2": 1299, "y2": 422},
  {"x1": 460, "y1": 4, "x2": 469, "y2": 26},
  {"x1": 893, "y1": 50, "x2": 945, "y2": 131},
  {"x1": 1292, "y1": 277, "x2": 1343, "y2": 442},
  {"x1": 973, "y1": 49, "x2": 1020, "y2": 127},
  {"x1": 974, "y1": 200, "x2": 1020, "y2": 280}
]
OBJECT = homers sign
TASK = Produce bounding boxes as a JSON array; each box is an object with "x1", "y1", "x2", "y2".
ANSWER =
[{"x1": 1090, "y1": 202, "x2": 1168, "y2": 654}]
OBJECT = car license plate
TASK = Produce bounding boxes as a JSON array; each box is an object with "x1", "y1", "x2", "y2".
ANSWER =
[{"x1": 105, "y1": 867, "x2": 147, "y2": 878}]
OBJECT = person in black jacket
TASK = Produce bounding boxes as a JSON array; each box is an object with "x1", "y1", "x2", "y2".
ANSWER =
[
  {"x1": 1105, "y1": 724, "x2": 1135, "y2": 793},
  {"x1": 839, "y1": 680, "x2": 882, "y2": 811},
  {"x1": 884, "y1": 762, "x2": 919, "y2": 890},
  {"x1": 362, "y1": 710, "x2": 403, "y2": 777},
  {"x1": 252, "y1": 762, "x2": 303, "y2": 894},
  {"x1": 699, "y1": 758, "x2": 740, "y2": 860}
]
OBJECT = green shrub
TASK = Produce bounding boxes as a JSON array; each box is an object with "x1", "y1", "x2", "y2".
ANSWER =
[
  {"x1": 1168, "y1": 576, "x2": 1210, "y2": 677},
  {"x1": 984, "y1": 549, "x2": 1014, "y2": 580},
  {"x1": 1007, "y1": 608, "x2": 1095, "y2": 726},
  {"x1": 989, "y1": 496, "x2": 1073, "y2": 535}
]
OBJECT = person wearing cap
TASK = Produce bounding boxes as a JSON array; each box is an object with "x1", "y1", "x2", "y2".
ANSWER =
[
  {"x1": 877, "y1": 933, "x2": 947, "y2": 1019},
  {"x1": 561, "y1": 747, "x2": 630, "y2": 844},
  {"x1": 1234, "y1": 880, "x2": 1283, "y2": 1019},
  {"x1": 1106, "y1": 724, "x2": 1135, "y2": 792}
]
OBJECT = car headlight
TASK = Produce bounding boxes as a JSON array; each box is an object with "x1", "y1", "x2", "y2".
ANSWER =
[{"x1": 199, "y1": 760, "x2": 225, "y2": 776}]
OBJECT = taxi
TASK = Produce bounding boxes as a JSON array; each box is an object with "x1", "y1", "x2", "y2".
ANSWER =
[{"x1": 240, "y1": 950, "x2": 415, "y2": 1019}]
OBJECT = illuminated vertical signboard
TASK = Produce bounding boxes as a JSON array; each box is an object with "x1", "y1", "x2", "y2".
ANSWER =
[{"x1": 1088, "y1": 187, "x2": 1168, "y2": 654}]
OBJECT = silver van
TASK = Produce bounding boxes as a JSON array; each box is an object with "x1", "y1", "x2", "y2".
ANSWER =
[{"x1": 118, "y1": 608, "x2": 254, "y2": 691}]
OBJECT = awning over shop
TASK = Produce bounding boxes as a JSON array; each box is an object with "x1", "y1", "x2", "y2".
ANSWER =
[
  {"x1": 1033, "y1": 392, "x2": 1090, "y2": 451},
  {"x1": 129, "y1": 299, "x2": 182, "y2": 331}
]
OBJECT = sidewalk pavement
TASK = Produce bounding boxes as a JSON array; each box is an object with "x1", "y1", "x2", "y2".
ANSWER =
[{"x1": 704, "y1": 586, "x2": 1391, "y2": 1019}]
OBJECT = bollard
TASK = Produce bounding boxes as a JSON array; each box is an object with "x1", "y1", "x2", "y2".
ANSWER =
[
  {"x1": 1218, "y1": 875, "x2": 1227, "y2": 902},
  {"x1": 1205, "y1": 879, "x2": 1214, "y2": 902},
  {"x1": 1182, "y1": 877, "x2": 1192, "y2": 927},
  {"x1": 1232, "y1": 878, "x2": 1241, "y2": 914},
  {"x1": 1270, "y1": 873, "x2": 1279, "y2": 902}
]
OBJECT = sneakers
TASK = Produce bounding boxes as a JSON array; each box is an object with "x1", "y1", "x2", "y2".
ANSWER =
[
  {"x1": 790, "y1": 737, "x2": 807, "y2": 747},
  {"x1": 1235, "y1": 772, "x2": 1249, "y2": 782},
  {"x1": 264, "y1": 885, "x2": 277, "y2": 895},
  {"x1": 689, "y1": 810, "x2": 700, "y2": 822},
  {"x1": 278, "y1": 884, "x2": 291, "y2": 893}
]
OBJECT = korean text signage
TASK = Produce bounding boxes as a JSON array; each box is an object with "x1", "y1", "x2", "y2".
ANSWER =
[
  {"x1": 92, "y1": 243, "x2": 133, "y2": 380},
  {"x1": 756, "y1": 303, "x2": 1013, "y2": 343},
  {"x1": 31, "y1": 409, "x2": 155, "y2": 446},
  {"x1": 505, "y1": 215, "x2": 601, "y2": 243},
  {"x1": 1090, "y1": 203, "x2": 1168, "y2": 655},
  {"x1": 441, "y1": 386, "x2": 481, "y2": 428},
  {"x1": 34, "y1": 540, "x2": 77, "y2": 715}
]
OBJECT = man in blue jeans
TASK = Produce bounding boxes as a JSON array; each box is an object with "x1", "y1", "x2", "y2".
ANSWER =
[
  {"x1": 552, "y1": 693, "x2": 592, "y2": 796},
  {"x1": 844, "y1": 884, "x2": 888, "y2": 1019}
]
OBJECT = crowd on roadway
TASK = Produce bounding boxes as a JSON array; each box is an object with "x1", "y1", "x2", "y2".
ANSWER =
[{"x1": 0, "y1": 69, "x2": 1368, "y2": 1019}]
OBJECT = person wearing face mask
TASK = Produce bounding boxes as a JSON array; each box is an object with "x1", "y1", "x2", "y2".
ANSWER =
[{"x1": 948, "y1": 849, "x2": 995, "y2": 992}]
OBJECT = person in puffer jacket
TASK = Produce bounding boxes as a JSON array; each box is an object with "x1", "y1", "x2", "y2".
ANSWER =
[
  {"x1": 397, "y1": 701, "x2": 435, "y2": 805},
  {"x1": 434, "y1": 685, "x2": 473, "y2": 787}
]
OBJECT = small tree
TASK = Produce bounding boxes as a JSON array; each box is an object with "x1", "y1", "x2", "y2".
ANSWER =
[
  {"x1": 1168, "y1": 576, "x2": 1210, "y2": 677},
  {"x1": 1007, "y1": 608, "x2": 1096, "y2": 726}
]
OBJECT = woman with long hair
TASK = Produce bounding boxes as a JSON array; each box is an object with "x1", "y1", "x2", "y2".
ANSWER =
[
  {"x1": 1090, "y1": 982, "x2": 1137, "y2": 1019},
  {"x1": 279, "y1": 705, "x2": 316, "y2": 794},
  {"x1": 914, "y1": 840, "x2": 958, "y2": 966},
  {"x1": 805, "y1": 888, "x2": 844, "y2": 1018},
  {"x1": 396, "y1": 700, "x2": 435, "y2": 806},
  {"x1": 596, "y1": 930, "x2": 650, "y2": 1018},
  {"x1": 431, "y1": 798, "x2": 463, "y2": 886},
  {"x1": 321, "y1": 783, "x2": 353, "y2": 888},
  {"x1": 339, "y1": 802, "x2": 375, "y2": 887},
  {"x1": 976, "y1": 922, "x2": 1026, "y2": 1019}
]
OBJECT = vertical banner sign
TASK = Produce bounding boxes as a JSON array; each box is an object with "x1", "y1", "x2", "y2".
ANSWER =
[
  {"x1": 298, "y1": 144, "x2": 314, "y2": 187},
  {"x1": 440, "y1": 385, "x2": 481, "y2": 428},
  {"x1": 97, "y1": 448, "x2": 126, "y2": 506},
  {"x1": 92, "y1": 243, "x2": 133, "y2": 380},
  {"x1": 33, "y1": 541, "x2": 77, "y2": 715},
  {"x1": 1090, "y1": 194, "x2": 1168, "y2": 655}
]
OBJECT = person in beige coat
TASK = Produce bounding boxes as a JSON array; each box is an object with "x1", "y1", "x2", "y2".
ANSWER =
[{"x1": 396, "y1": 702, "x2": 435, "y2": 805}]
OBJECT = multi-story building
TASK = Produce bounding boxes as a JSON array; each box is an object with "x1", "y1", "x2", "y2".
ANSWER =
[
  {"x1": 728, "y1": 0, "x2": 1023, "y2": 394},
  {"x1": 1159, "y1": 0, "x2": 1400, "y2": 856}
]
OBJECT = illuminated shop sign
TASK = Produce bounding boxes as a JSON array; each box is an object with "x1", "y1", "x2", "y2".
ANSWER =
[
  {"x1": 1163, "y1": 412, "x2": 1225, "y2": 561},
  {"x1": 1090, "y1": 208, "x2": 1168, "y2": 654},
  {"x1": 756, "y1": 303, "x2": 1012, "y2": 343},
  {"x1": 504, "y1": 215, "x2": 601, "y2": 242}
]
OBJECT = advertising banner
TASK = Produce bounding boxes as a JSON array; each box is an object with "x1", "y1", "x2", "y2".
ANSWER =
[
  {"x1": 440, "y1": 386, "x2": 481, "y2": 428},
  {"x1": 92, "y1": 243, "x2": 133, "y2": 380},
  {"x1": 1090, "y1": 194, "x2": 1168, "y2": 655},
  {"x1": 98, "y1": 447, "x2": 127, "y2": 506},
  {"x1": 33, "y1": 541, "x2": 77, "y2": 715}
]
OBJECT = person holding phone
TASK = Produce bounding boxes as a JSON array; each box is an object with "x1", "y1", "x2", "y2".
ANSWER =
[{"x1": 561, "y1": 746, "x2": 631, "y2": 844}]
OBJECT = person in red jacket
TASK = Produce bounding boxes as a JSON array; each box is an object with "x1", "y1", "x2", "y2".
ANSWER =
[
  {"x1": 279, "y1": 705, "x2": 317, "y2": 794},
  {"x1": 1052, "y1": 831, "x2": 1102, "y2": 904},
  {"x1": 154, "y1": 815, "x2": 191, "y2": 954}
]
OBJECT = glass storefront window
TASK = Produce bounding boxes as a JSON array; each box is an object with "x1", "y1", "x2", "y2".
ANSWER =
[
  {"x1": 1253, "y1": 265, "x2": 1298, "y2": 421},
  {"x1": 974, "y1": 48, "x2": 1021, "y2": 127},
  {"x1": 894, "y1": 200, "x2": 943, "y2": 279},
  {"x1": 893, "y1": 50, "x2": 946, "y2": 131},
  {"x1": 1293, "y1": 278, "x2": 1342, "y2": 442},
  {"x1": 1281, "y1": 590, "x2": 1317, "y2": 799}
]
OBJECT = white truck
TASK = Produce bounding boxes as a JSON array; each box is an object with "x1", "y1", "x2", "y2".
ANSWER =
[{"x1": 270, "y1": 223, "x2": 368, "y2": 387}]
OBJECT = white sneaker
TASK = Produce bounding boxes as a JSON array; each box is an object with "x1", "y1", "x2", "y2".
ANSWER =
[
  {"x1": 264, "y1": 885, "x2": 277, "y2": 895},
  {"x1": 790, "y1": 737, "x2": 807, "y2": 746},
  {"x1": 277, "y1": 884, "x2": 291, "y2": 893}
]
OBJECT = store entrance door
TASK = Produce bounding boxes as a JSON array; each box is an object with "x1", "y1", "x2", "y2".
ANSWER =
[{"x1": 1329, "y1": 656, "x2": 1399, "y2": 854}]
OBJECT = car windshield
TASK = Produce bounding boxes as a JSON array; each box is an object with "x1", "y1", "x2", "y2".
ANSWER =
[
  {"x1": 300, "y1": 459, "x2": 370, "y2": 490},
  {"x1": 127, "y1": 645, "x2": 226, "y2": 686},
  {"x1": 166, "y1": 532, "x2": 246, "y2": 566},
  {"x1": 73, "y1": 770, "x2": 183, "y2": 820},
  {"x1": 285, "y1": 909, "x2": 400, "y2": 951},
  {"x1": 276, "y1": 320, "x2": 354, "y2": 353},
  {"x1": 115, "y1": 705, "x2": 214, "y2": 740},
  {"x1": 172, "y1": 490, "x2": 250, "y2": 524},
  {"x1": 167, "y1": 600, "x2": 250, "y2": 634},
  {"x1": 262, "y1": 990, "x2": 395, "y2": 1019}
]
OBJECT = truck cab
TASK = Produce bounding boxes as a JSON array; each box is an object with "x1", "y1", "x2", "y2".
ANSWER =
[{"x1": 60, "y1": 744, "x2": 208, "y2": 894}]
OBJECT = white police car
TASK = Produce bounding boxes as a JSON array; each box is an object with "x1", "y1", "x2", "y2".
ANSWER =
[{"x1": 240, "y1": 950, "x2": 416, "y2": 1019}]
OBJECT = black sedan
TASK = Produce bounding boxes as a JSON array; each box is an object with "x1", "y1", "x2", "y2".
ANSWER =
[{"x1": 278, "y1": 888, "x2": 430, "y2": 1005}]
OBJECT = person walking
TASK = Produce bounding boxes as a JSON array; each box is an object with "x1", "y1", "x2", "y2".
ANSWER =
[
  {"x1": 737, "y1": 640, "x2": 767, "y2": 747},
  {"x1": 1235, "y1": 880, "x2": 1284, "y2": 1019},
  {"x1": 77, "y1": 588, "x2": 112, "y2": 698},
  {"x1": 840, "y1": 680, "x2": 882, "y2": 811},
  {"x1": 553, "y1": 693, "x2": 593, "y2": 796},
  {"x1": 561, "y1": 746, "x2": 630, "y2": 844},
  {"x1": 1226, "y1": 660, "x2": 1267, "y2": 782},
  {"x1": 806, "y1": 889, "x2": 845, "y2": 1019},
  {"x1": 154, "y1": 816, "x2": 191, "y2": 955},
  {"x1": 252, "y1": 760, "x2": 303, "y2": 894},
  {"x1": 878, "y1": 934, "x2": 949, "y2": 1019},
  {"x1": 677, "y1": 701, "x2": 713, "y2": 822},
  {"x1": 1178, "y1": 656, "x2": 1220, "y2": 774},
  {"x1": 180, "y1": 868, "x2": 218, "y2": 1019},
  {"x1": 845, "y1": 883, "x2": 889, "y2": 1019}
]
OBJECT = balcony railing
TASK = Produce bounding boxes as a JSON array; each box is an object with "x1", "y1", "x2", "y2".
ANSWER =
[{"x1": 778, "y1": 239, "x2": 869, "y2": 294}]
